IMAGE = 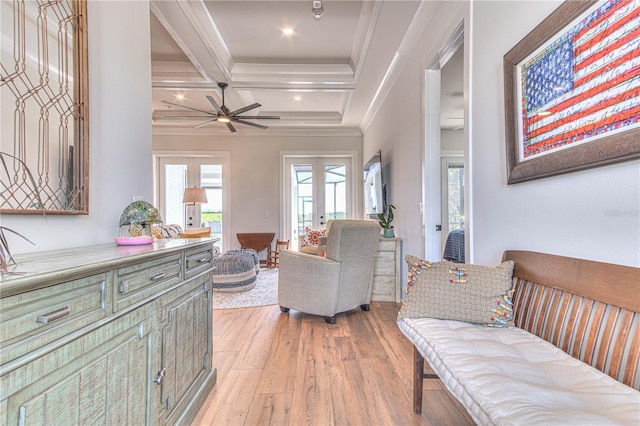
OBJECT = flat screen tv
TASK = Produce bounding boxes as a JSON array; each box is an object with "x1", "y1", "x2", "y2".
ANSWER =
[{"x1": 364, "y1": 150, "x2": 384, "y2": 216}]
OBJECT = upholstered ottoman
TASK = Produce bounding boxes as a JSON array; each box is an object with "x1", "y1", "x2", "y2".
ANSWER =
[
  {"x1": 211, "y1": 252, "x2": 257, "y2": 292},
  {"x1": 224, "y1": 249, "x2": 260, "y2": 274}
]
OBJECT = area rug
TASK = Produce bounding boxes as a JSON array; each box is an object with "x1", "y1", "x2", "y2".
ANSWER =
[{"x1": 212, "y1": 268, "x2": 278, "y2": 309}]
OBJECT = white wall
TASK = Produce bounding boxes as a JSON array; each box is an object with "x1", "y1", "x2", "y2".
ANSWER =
[
  {"x1": 1, "y1": 1, "x2": 154, "y2": 254},
  {"x1": 364, "y1": 0, "x2": 640, "y2": 268},
  {"x1": 441, "y1": 129, "x2": 464, "y2": 153},
  {"x1": 471, "y1": 1, "x2": 639, "y2": 267},
  {"x1": 363, "y1": 1, "x2": 468, "y2": 262},
  {"x1": 153, "y1": 132, "x2": 362, "y2": 251}
]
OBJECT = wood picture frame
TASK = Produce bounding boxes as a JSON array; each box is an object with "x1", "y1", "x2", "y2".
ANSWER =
[
  {"x1": 1, "y1": 0, "x2": 89, "y2": 214},
  {"x1": 503, "y1": 0, "x2": 640, "y2": 184}
]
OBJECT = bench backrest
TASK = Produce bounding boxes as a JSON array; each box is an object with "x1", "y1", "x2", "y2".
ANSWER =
[{"x1": 503, "y1": 250, "x2": 640, "y2": 391}]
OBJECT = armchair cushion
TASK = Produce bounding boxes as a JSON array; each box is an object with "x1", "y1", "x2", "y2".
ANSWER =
[{"x1": 300, "y1": 245, "x2": 320, "y2": 255}]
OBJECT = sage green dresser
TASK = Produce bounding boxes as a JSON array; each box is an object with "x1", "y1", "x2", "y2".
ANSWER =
[{"x1": 0, "y1": 239, "x2": 217, "y2": 425}]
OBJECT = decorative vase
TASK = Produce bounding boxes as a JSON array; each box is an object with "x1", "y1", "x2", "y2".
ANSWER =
[{"x1": 383, "y1": 228, "x2": 394, "y2": 238}]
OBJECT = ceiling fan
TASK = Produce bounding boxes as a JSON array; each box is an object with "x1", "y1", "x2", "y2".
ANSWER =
[{"x1": 162, "y1": 82, "x2": 280, "y2": 132}]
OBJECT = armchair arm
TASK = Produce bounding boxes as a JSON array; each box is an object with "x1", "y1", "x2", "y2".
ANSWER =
[
  {"x1": 278, "y1": 250, "x2": 342, "y2": 316},
  {"x1": 317, "y1": 236, "x2": 328, "y2": 256}
]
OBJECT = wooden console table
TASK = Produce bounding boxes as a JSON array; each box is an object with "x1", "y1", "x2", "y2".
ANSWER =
[{"x1": 237, "y1": 233, "x2": 275, "y2": 265}]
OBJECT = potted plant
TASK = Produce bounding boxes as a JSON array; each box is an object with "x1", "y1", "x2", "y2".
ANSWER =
[
  {"x1": 0, "y1": 151, "x2": 43, "y2": 274},
  {"x1": 377, "y1": 204, "x2": 396, "y2": 238}
]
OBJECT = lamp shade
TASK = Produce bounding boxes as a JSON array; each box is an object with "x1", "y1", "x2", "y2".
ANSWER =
[{"x1": 183, "y1": 187, "x2": 208, "y2": 205}]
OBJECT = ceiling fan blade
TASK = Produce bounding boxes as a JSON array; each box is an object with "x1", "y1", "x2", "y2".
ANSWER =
[
  {"x1": 233, "y1": 119, "x2": 268, "y2": 130},
  {"x1": 162, "y1": 100, "x2": 215, "y2": 116},
  {"x1": 194, "y1": 118, "x2": 218, "y2": 129},
  {"x1": 229, "y1": 103, "x2": 261, "y2": 116},
  {"x1": 235, "y1": 115, "x2": 281, "y2": 120},
  {"x1": 161, "y1": 115, "x2": 213, "y2": 118},
  {"x1": 226, "y1": 122, "x2": 237, "y2": 133},
  {"x1": 205, "y1": 95, "x2": 224, "y2": 115}
]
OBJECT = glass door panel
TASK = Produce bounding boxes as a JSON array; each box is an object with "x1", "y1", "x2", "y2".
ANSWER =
[
  {"x1": 324, "y1": 164, "x2": 346, "y2": 221},
  {"x1": 200, "y1": 165, "x2": 223, "y2": 246},
  {"x1": 163, "y1": 164, "x2": 187, "y2": 227},
  {"x1": 446, "y1": 164, "x2": 465, "y2": 232},
  {"x1": 441, "y1": 157, "x2": 465, "y2": 257},
  {"x1": 156, "y1": 156, "x2": 228, "y2": 252},
  {"x1": 290, "y1": 163, "x2": 314, "y2": 249}
]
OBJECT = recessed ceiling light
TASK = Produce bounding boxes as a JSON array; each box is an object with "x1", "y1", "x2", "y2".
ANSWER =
[
  {"x1": 294, "y1": 95, "x2": 302, "y2": 101},
  {"x1": 175, "y1": 94, "x2": 185, "y2": 101},
  {"x1": 283, "y1": 28, "x2": 294, "y2": 36}
]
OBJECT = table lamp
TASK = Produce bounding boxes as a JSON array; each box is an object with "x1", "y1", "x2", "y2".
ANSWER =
[
  {"x1": 183, "y1": 187, "x2": 208, "y2": 205},
  {"x1": 183, "y1": 187, "x2": 207, "y2": 228}
]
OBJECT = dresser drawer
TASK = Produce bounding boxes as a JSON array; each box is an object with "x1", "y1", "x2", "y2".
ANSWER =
[
  {"x1": 374, "y1": 250, "x2": 396, "y2": 276},
  {"x1": 0, "y1": 273, "x2": 109, "y2": 365},
  {"x1": 372, "y1": 275, "x2": 396, "y2": 302},
  {"x1": 377, "y1": 239, "x2": 397, "y2": 252},
  {"x1": 114, "y1": 254, "x2": 182, "y2": 311},
  {"x1": 185, "y1": 245, "x2": 214, "y2": 279}
]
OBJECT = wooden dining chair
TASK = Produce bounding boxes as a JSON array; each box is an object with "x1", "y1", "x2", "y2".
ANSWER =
[{"x1": 267, "y1": 239, "x2": 290, "y2": 268}]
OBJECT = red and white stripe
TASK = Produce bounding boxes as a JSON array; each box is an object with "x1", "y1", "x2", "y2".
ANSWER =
[{"x1": 521, "y1": 0, "x2": 640, "y2": 159}]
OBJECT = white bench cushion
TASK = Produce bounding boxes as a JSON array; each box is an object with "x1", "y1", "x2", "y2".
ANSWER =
[{"x1": 398, "y1": 317, "x2": 640, "y2": 425}]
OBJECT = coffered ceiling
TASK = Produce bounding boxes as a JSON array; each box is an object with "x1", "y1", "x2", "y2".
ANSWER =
[{"x1": 150, "y1": 0, "x2": 463, "y2": 134}]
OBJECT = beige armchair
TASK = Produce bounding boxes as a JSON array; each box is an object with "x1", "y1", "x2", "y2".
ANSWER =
[{"x1": 278, "y1": 220, "x2": 381, "y2": 324}]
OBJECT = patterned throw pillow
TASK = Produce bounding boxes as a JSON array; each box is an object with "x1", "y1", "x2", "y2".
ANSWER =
[
  {"x1": 399, "y1": 254, "x2": 515, "y2": 327},
  {"x1": 153, "y1": 224, "x2": 184, "y2": 239},
  {"x1": 302, "y1": 227, "x2": 324, "y2": 246}
]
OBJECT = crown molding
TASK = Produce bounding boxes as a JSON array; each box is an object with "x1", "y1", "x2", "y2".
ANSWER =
[{"x1": 152, "y1": 125, "x2": 362, "y2": 138}]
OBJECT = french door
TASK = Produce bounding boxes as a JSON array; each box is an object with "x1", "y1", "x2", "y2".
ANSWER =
[
  {"x1": 283, "y1": 156, "x2": 355, "y2": 250},
  {"x1": 156, "y1": 154, "x2": 229, "y2": 251}
]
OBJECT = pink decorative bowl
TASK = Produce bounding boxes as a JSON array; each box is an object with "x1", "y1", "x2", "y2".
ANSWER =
[{"x1": 114, "y1": 236, "x2": 155, "y2": 246}]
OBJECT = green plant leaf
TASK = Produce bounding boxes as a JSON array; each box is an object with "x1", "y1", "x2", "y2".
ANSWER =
[
  {"x1": 0, "y1": 152, "x2": 46, "y2": 218},
  {"x1": 0, "y1": 226, "x2": 36, "y2": 272}
]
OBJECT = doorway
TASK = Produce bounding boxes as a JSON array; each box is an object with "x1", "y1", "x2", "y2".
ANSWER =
[
  {"x1": 282, "y1": 155, "x2": 355, "y2": 250},
  {"x1": 423, "y1": 22, "x2": 467, "y2": 262},
  {"x1": 155, "y1": 154, "x2": 230, "y2": 251},
  {"x1": 441, "y1": 156, "x2": 465, "y2": 256}
]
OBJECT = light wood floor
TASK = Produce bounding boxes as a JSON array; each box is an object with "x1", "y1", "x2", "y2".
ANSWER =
[{"x1": 192, "y1": 302, "x2": 474, "y2": 425}]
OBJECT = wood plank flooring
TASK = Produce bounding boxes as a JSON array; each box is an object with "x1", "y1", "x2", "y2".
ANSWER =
[{"x1": 192, "y1": 302, "x2": 474, "y2": 425}]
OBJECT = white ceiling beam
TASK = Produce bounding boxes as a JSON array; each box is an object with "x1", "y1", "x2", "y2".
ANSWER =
[
  {"x1": 150, "y1": 0, "x2": 232, "y2": 83},
  {"x1": 231, "y1": 63, "x2": 354, "y2": 83}
]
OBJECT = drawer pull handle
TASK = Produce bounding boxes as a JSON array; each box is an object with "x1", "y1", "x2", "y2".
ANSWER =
[
  {"x1": 150, "y1": 273, "x2": 165, "y2": 281},
  {"x1": 153, "y1": 368, "x2": 167, "y2": 385},
  {"x1": 36, "y1": 306, "x2": 71, "y2": 324},
  {"x1": 197, "y1": 258, "x2": 208, "y2": 263}
]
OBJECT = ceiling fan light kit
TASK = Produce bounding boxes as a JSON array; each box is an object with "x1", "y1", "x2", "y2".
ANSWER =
[{"x1": 162, "y1": 82, "x2": 280, "y2": 132}]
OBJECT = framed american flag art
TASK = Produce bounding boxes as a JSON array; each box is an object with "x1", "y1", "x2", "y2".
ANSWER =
[{"x1": 504, "y1": 0, "x2": 640, "y2": 184}]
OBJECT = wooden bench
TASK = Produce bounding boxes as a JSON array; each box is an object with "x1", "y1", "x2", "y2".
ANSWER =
[{"x1": 401, "y1": 250, "x2": 640, "y2": 423}]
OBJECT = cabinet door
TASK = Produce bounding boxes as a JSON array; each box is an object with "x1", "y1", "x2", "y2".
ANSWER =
[
  {"x1": 0, "y1": 305, "x2": 157, "y2": 426},
  {"x1": 157, "y1": 273, "x2": 213, "y2": 425}
]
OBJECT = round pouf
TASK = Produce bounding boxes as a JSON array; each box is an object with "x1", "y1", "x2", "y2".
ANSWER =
[
  {"x1": 212, "y1": 253, "x2": 257, "y2": 292},
  {"x1": 224, "y1": 249, "x2": 260, "y2": 274}
]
